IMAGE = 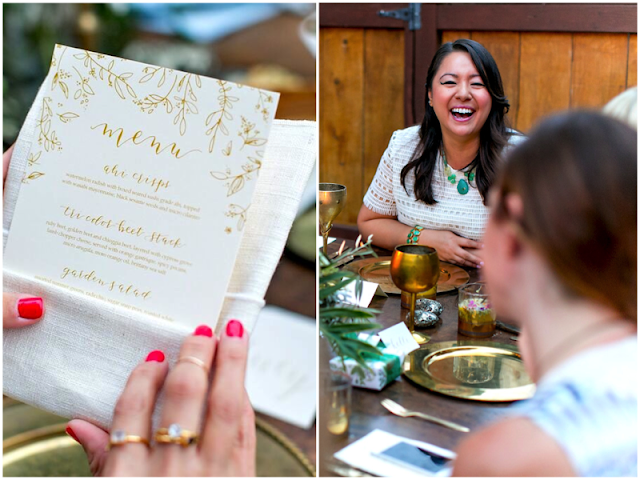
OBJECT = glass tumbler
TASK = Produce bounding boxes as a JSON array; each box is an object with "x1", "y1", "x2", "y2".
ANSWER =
[
  {"x1": 457, "y1": 283, "x2": 496, "y2": 337},
  {"x1": 322, "y1": 369, "x2": 351, "y2": 437}
]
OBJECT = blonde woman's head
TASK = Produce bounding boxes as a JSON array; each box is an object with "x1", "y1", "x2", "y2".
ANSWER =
[{"x1": 603, "y1": 86, "x2": 637, "y2": 129}]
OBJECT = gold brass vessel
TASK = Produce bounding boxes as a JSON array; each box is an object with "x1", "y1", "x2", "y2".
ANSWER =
[
  {"x1": 319, "y1": 183, "x2": 346, "y2": 254},
  {"x1": 390, "y1": 245, "x2": 439, "y2": 344}
]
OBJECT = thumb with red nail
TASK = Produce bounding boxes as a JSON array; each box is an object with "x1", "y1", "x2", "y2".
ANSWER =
[{"x1": 3, "y1": 293, "x2": 45, "y2": 328}]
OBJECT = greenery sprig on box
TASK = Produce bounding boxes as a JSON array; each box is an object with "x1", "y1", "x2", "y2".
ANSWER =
[{"x1": 319, "y1": 236, "x2": 383, "y2": 370}]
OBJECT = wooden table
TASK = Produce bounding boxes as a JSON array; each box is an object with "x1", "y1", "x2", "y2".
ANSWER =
[{"x1": 320, "y1": 240, "x2": 522, "y2": 476}]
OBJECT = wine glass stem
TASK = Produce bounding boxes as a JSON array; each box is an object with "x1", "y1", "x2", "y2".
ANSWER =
[
  {"x1": 322, "y1": 231, "x2": 329, "y2": 255},
  {"x1": 409, "y1": 292, "x2": 417, "y2": 332}
]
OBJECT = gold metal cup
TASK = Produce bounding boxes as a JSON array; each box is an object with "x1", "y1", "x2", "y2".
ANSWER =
[
  {"x1": 319, "y1": 183, "x2": 347, "y2": 255},
  {"x1": 400, "y1": 287, "x2": 437, "y2": 308},
  {"x1": 390, "y1": 245, "x2": 440, "y2": 344}
]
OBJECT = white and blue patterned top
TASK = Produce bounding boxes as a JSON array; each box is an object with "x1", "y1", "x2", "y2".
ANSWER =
[{"x1": 512, "y1": 336, "x2": 637, "y2": 477}]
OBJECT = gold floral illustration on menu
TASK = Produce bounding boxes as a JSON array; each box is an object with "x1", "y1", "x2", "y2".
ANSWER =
[{"x1": 25, "y1": 44, "x2": 278, "y2": 234}]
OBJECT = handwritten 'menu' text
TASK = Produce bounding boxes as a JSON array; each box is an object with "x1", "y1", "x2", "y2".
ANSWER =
[{"x1": 90, "y1": 123, "x2": 200, "y2": 159}]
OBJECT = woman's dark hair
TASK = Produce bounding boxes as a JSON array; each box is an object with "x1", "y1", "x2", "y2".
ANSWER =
[
  {"x1": 401, "y1": 39, "x2": 511, "y2": 205},
  {"x1": 494, "y1": 111, "x2": 637, "y2": 321}
]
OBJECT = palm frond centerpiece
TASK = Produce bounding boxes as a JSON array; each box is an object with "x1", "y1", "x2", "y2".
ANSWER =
[{"x1": 319, "y1": 236, "x2": 383, "y2": 370}]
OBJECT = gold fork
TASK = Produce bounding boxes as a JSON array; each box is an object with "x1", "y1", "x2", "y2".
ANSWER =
[{"x1": 381, "y1": 399, "x2": 470, "y2": 433}]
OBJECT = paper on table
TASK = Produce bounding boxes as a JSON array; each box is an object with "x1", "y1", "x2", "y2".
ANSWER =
[
  {"x1": 339, "y1": 280, "x2": 386, "y2": 308},
  {"x1": 377, "y1": 322, "x2": 421, "y2": 357},
  {"x1": 3, "y1": 45, "x2": 279, "y2": 330},
  {"x1": 317, "y1": 235, "x2": 336, "y2": 249},
  {"x1": 245, "y1": 305, "x2": 316, "y2": 429},
  {"x1": 334, "y1": 429, "x2": 455, "y2": 477}
]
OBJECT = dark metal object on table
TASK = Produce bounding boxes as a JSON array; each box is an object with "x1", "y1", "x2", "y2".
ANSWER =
[
  {"x1": 410, "y1": 299, "x2": 443, "y2": 327},
  {"x1": 496, "y1": 320, "x2": 521, "y2": 335},
  {"x1": 416, "y1": 298, "x2": 443, "y2": 315},
  {"x1": 411, "y1": 309, "x2": 439, "y2": 328}
]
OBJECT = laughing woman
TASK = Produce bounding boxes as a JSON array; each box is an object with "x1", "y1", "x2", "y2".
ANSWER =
[{"x1": 358, "y1": 39, "x2": 525, "y2": 268}]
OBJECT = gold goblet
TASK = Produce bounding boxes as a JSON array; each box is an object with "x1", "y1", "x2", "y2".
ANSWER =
[
  {"x1": 390, "y1": 245, "x2": 440, "y2": 344},
  {"x1": 319, "y1": 183, "x2": 347, "y2": 255}
]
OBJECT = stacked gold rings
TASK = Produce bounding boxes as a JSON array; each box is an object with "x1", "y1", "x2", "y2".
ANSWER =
[{"x1": 154, "y1": 424, "x2": 199, "y2": 447}]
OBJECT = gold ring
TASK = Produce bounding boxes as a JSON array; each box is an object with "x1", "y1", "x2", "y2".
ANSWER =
[
  {"x1": 177, "y1": 355, "x2": 209, "y2": 374},
  {"x1": 107, "y1": 430, "x2": 150, "y2": 450},
  {"x1": 154, "y1": 424, "x2": 199, "y2": 447}
]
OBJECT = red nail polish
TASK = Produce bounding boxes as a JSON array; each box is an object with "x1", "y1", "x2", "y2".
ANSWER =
[
  {"x1": 17, "y1": 297, "x2": 44, "y2": 320},
  {"x1": 226, "y1": 319, "x2": 244, "y2": 338},
  {"x1": 194, "y1": 325, "x2": 213, "y2": 337},
  {"x1": 146, "y1": 350, "x2": 165, "y2": 362},
  {"x1": 66, "y1": 426, "x2": 79, "y2": 443}
]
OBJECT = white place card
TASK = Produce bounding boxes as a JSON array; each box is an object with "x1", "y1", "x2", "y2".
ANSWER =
[
  {"x1": 245, "y1": 306, "x2": 316, "y2": 429},
  {"x1": 334, "y1": 429, "x2": 455, "y2": 477},
  {"x1": 377, "y1": 322, "x2": 420, "y2": 357},
  {"x1": 339, "y1": 279, "x2": 388, "y2": 308},
  {"x1": 317, "y1": 235, "x2": 336, "y2": 249},
  {"x1": 4, "y1": 45, "x2": 279, "y2": 329}
]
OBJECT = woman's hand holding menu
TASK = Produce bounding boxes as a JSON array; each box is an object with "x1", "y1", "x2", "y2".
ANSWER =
[{"x1": 66, "y1": 319, "x2": 256, "y2": 477}]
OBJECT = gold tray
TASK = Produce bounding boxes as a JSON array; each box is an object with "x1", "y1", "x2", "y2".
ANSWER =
[
  {"x1": 403, "y1": 341, "x2": 535, "y2": 402},
  {"x1": 343, "y1": 257, "x2": 469, "y2": 294},
  {"x1": 3, "y1": 398, "x2": 314, "y2": 477}
]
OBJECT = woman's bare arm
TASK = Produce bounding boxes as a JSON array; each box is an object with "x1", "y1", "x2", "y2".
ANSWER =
[{"x1": 452, "y1": 417, "x2": 575, "y2": 477}]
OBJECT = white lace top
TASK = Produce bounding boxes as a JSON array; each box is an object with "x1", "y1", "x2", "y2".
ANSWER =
[{"x1": 363, "y1": 126, "x2": 526, "y2": 241}]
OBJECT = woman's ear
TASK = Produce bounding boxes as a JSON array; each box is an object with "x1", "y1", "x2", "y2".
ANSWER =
[{"x1": 504, "y1": 193, "x2": 524, "y2": 219}]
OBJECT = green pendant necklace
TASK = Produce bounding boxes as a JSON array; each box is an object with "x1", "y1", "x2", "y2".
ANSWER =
[{"x1": 442, "y1": 149, "x2": 475, "y2": 195}]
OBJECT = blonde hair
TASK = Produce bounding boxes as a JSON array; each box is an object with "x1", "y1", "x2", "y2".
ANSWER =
[{"x1": 603, "y1": 87, "x2": 637, "y2": 129}]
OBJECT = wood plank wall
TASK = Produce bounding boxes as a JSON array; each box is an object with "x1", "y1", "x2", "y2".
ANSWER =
[
  {"x1": 320, "y1": 28, "x2": 405, "y2": 224},
  {"x1": 442, "y1": 31, "x2": 637, "y2": 132},
  {"x1": 321, "y1": 29, "x2": 637, "y2": 224}
]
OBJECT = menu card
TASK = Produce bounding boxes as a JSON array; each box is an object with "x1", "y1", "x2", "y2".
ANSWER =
[{"x1": 4, "y1": 45, "x2": 279, "y2": 329}]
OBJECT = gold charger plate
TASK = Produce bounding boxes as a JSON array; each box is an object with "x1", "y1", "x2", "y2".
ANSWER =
[
  {"x1": 343, "y1": 256, "x2": 469, "y2": 294},
  {"x1": 3, "y1": 398, "x2": 314, "y2": 477},
  {"x1": 403, "y1": 341, "x2": 535, "y2": 402}
]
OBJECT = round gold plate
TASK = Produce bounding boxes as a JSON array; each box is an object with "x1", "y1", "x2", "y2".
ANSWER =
[
  {"x1": 3, "y1": 399, "x2": 314, "y2": 477},
  {"x1": 402, "y1": 341, "x2": 536, "y2": 402},
  {"x1": 343, "y1": 257, "x2": 469, "y2": 294}
]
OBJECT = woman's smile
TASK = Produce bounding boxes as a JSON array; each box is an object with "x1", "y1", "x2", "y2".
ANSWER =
[{"x1": 450, "y1": 106, "x2": 476, "y2": 122}]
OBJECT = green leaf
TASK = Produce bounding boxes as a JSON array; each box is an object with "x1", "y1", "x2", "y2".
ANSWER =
[
  {"x1": 324, "y1": 322, "x2": 381, "y2": 334},
  {"x1": 319, "y1": 278, "x2": 355, "y2": 300},
  {"x1": 319, "y1": 271, "x2": 355, "y2": 286},
  {"x1": 320, "y1": 307, "x2": 378, "y2": 319}
]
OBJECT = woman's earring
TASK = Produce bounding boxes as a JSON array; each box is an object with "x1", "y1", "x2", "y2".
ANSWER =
[{"x1": 428, "y1": 99, "x2": 432, "y2": 107}]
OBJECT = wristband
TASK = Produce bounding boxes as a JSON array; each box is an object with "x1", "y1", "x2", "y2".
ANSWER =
[{"x1": 406, "y1": 225, "x2": 424, "y2": 244}]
